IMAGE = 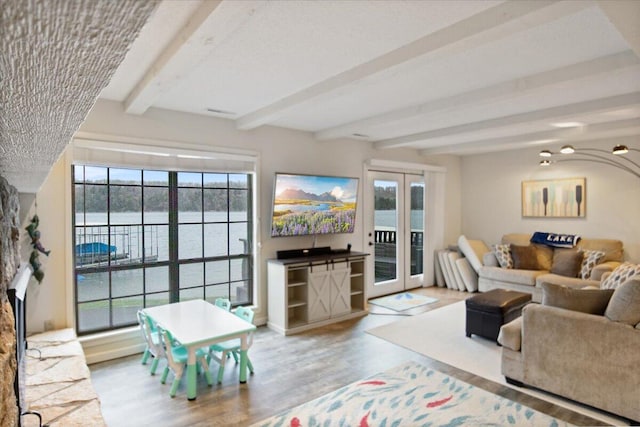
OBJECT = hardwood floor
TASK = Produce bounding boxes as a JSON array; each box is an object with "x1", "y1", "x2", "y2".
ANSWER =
[{"x1": 90, "y1": 287, "x2": 608, "y2": 426}]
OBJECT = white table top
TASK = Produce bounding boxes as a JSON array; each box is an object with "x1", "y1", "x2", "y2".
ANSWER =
[{"x1": 143, "y1": 299, "x2": 256, "y2": 347}]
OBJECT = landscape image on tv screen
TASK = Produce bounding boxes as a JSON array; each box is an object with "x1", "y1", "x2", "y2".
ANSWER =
[{"x1": 271, "y1": 173, "x2": 359, "y2": 237}]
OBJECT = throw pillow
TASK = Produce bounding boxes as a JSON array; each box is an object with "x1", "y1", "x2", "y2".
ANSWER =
[
  {"x1": 580, "y1": 250, "x2": 605, "y2": 280},
  {"x1": 510, "y1": 244, "x2": 539, "y2": 270},
  {"x1": 532, "y1": 243, "x2": 553, "y2": 271},
  {"x1": 550, "y1": 249, "x2": 583, "y2": 277},
  {"x1": 601, "y1": 262, "x2": 640, "y2": 289},
  {"x1": 541, "y1": 282, "x2": 614, "y2": 315},
  {"x1": 604, "y1": 276, "x2": 640, "y2": 326},
  {"x1": 492, "y1": 244, "x2": 513, "y2": 269}
]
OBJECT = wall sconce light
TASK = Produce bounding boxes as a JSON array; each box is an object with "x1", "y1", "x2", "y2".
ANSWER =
[{"x1": 538, "y1": 144, "x2": 640, "y2": 179}]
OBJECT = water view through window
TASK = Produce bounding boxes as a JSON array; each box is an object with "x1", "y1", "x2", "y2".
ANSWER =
[{"x1": 73, "y1": 166, "x2": 253, "y2": 334}]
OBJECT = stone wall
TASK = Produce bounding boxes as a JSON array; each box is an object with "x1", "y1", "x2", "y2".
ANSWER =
[{"x1": 0, "y1": 174, "x2": 21, "y2": 427}]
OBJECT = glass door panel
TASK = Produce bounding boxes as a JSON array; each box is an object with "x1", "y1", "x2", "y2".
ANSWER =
[
  {"x1": 406, "y1": 176, "x2": 424, "y2": 288},
  {"x1": 367, "y1": 171, "x2": 404, "y2": 298},
  {"x1": 374, "y1": 179, "x2": 398, "y2": 284}
]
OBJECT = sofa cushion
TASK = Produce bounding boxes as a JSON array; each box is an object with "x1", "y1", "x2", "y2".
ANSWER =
[
  {"x1": 601, "y1": 262, "x2": 640, "y2": 289},
  {"x1": 510, "y1": 244, "x2": 539, "y2": 270},
  {"x1": 479, "y1": 266, "x2": 542, "y2": 286},
  {"x1": 580, "y1": 250, "x2": 605, "y2": 279},
  {"x1": 483, "y1": 251, "x2": 499, "y2": 267},
  {"x1": 604, "y1": 276, "x2": 640, "y2": 326},
  {"x1": 541, "y1": 282, "x2": 614, "y2": 315},
  {"x1": 498, "y1": 317, "x2": 522, "y2": 351},
  {"x1": 492, "y1": 244, "x2": 513, "y2": 269},
  {"x1": 550, "y1": 249, "x2": 584, "y2": 278},
  {"x1": 532, "y1": 244, "x2": 554, "y2": 271},
  {"x1": 591, "y1": 261, "x2": 621, "y2": 281},
  {"x1": 535, "y1": 273, "x2": 600, "y2": 289},
  {"x1": 576, "y1": 238, "x2": 624, "y2": 263},
  {"x1": 501, "y1": 233, "x2": 531, "y2": 246},
  {"x1": 457, "y1": 235, "x2": 490, "y2": 274},
  {"x1": 456, "y1": 257, "x2": 478, "y2": 292}
]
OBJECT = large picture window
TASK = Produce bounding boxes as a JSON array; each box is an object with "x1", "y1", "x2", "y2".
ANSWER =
[{"x1": 73, "y1": 165, "x2": 253, "y2": 334}]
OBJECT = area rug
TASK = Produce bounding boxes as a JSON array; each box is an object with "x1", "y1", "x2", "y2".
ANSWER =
[
  {"x1": 366, "y1": 301, "x2": 626, "y2": 426},
  {"x1": 252, "y1": 361, "x2": 572, "y2": 427},
  {"x1": 368, "y1": 292, "x2": 438, "y2": 312}
]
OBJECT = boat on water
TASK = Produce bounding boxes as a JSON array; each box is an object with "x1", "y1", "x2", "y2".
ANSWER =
[
  {"x1": 75, "y1": 242, "x2": 129, "y2": 265},
  {"x1": 74, "y1": 225, "x2": 159, "y2": 268}
]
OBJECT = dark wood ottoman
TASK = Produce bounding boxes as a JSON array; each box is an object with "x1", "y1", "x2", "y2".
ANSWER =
[{"x1": 465, "y1": 289, "x2": 531, "y2": 343}]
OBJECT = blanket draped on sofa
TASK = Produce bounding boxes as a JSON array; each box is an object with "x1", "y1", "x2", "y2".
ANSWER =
[{"x1": 530, "y1": 232, "x2": 580, "y2": 248}]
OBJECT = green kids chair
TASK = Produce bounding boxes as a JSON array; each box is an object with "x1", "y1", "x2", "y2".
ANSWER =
[
  {"x1": 137, "y1": 310, "x2": 163, "y2": 375},
  {"x1": 208, "y1": 306, "x2": 255, "y2": 384},
  {"x1": 214, "y1": 297, "x2": 232, "y2": 311},
  {"x1": 158, "y1": 326, "x2": 213, "y2": 397}
]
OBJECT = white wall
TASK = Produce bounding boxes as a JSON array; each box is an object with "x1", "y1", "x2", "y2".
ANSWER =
[
  {"x1": 461, "y1": 143, "x2": 640, "y2": 262},
  {"x1": 23, "y1": 150, "x2": 72, "y2": 333},
  {"x1": 26, "y1": 99, "x2": 462, "y2": 334}
]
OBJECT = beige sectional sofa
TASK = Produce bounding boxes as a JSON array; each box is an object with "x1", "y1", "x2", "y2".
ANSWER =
[
  {"x1": 478, "y1": 233, "x2": 624, "y2": 302},
  {"x1": 498, "y1": 279, "x2": 640, "y2": 422}
]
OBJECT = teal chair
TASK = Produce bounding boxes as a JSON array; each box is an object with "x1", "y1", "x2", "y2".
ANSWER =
[
  {"x1": 209, "y1": 297, "x2": 237, "y2": 363},
  {"x1": 158, "y1": 326, "x2": 213, "y2": 397},
  {"x1": 214, "y1": 297, "x2": 232, "y2": 311},
  {"x1": 137, "y1": 310, "x2": 163, "y2": 375},
  {"x1": 208, "y1": 306, "x2": 255, "y2": 384}
]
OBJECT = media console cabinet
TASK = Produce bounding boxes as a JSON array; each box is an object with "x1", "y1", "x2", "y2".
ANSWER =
[{"x1": 267, "y1": 252, "x2": 368, "y2": 335}]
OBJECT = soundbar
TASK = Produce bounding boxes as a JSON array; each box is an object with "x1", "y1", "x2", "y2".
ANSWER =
[{"x1": 276, "y1": 246, "x2": 332, "y2": 260}]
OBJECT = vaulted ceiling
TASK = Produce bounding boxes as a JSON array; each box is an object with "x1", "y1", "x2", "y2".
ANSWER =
[{"x1": 2, "y1": 0, "x2": 639, "y2": 193}]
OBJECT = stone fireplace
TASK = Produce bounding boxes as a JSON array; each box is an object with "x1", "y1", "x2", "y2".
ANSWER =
[{"x1": 0, "y1": 174, "x2": 21, "y2": 427}]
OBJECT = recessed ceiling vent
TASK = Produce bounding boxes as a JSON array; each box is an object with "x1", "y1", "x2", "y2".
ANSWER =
[
  {"x1": 352, "y1": 133, "x2": 370, "y2": 138},
  {"x1": 206, "y1": 108, "x2": 235, "y2": 115}
]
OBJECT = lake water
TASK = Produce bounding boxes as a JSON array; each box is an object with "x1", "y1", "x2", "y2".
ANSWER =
[
  {"x1": 76, "y1": 211, "x2": 248, "y2": 262},
  {"x1": 376, "y1": 210, "x2": 424, "y2": 231}
]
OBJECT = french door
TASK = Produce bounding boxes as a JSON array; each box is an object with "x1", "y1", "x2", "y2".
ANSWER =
[{"x1": 365, "y1": 171, "x2": 424, "y2": 298}]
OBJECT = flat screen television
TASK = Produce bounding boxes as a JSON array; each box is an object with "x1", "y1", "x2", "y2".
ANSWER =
[{"x1": 271, "y1": 173, "x2": 359, "y2": 237}]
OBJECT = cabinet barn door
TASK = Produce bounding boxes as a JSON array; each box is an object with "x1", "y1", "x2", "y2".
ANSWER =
[
  {"x1": 308, "y1": 267, "x2": 331, "y2": 322},
  {"x1": 330, "y1": 263, "x2": 351, "y2": 317}
]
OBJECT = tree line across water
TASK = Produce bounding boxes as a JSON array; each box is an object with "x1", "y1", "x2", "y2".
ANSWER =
[
  {"x1": 75, "y1": 182, "x2": 249, "y2": 213},
  {"x1": 375, "y1": 185, "x2": 424, "y2": 210},
  {"x1": 76, "y1": 181, "x2": 419, "y2": 212}
]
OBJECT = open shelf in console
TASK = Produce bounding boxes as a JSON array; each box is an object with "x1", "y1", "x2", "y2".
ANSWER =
[{"x1": 349, "y1": 257, "x2": 365, "y2": 312}]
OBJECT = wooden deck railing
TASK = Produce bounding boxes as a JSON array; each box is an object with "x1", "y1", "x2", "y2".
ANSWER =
[{"x1": 374, "y1": 230, "x2": 424, "y2": 280}]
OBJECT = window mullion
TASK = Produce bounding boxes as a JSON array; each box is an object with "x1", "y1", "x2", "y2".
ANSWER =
[
  {"x1": 107, "y1": 170, "x2": 113, "y2": 329},
  {"x1": 168, "y1": 172, "x2": 179, "y2": 302}
]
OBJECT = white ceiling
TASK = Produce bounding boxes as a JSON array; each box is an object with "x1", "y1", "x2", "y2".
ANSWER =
[
  {"x1": 100, "y1": 0, "x2": 640, "y2": 155},
  {"x1": 2, "y1": 1, "x2": 639, "y2": 193}
]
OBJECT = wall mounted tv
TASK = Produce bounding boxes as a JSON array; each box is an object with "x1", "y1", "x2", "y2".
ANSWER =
[{"x1": 271, "y1": 173, "x2": 359, "y2": 237}]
